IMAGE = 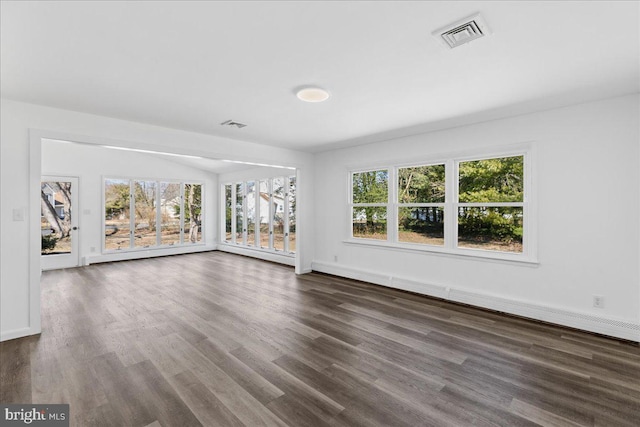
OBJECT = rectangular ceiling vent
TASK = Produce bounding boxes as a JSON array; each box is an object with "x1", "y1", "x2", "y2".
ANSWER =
[
  {"x1": 220, "y1": 119, "x2": 247, "y2": 129},
  {"x1": 433, "y1": 14, "x2": 491, "y2": 49}
]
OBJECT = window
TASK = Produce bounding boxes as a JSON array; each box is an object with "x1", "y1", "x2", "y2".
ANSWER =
[
  {"x1": 272, "y1": 177, "x2": 285, "y2": 251},
  {"x1": 222, "y1": 175, "x2": 296, "y2": 254},
  {"x1": 184, "y1": 183, "x2": 202, "y2": 244},
  {"x1": 349, "y1": 147, "x2": 532, "y2": 261},
  {"x1": 397, "y1": 164, "x2": 445, "y2": 246},
  {"x1": 224, "y1": 184, "x2": 232, "y2": 241},
  {"x1": 351, "y1": 170, "x2": 388, "y2": 240},
  {"x1": 160, "y1": 183, "x2": 181, "y2": 246},
  {"x1": 288, "y1": 176, "x2": 296, "y2": 253},
  {"x1": 235, "y1": 182, "x2": 244, "y2": 244},
  {"x1": 104, "y1": 179, "x2": 131, "y2": 250},
  {"x1": 134, "y1": 180, "x2": 157, "y2": 248},
  {"x1": 259, "y1": 180, "x2": 270, "y2": 249},
  {"x1": 246, "y1": 181, "x2": 256, "y2": 246},
  {"x1": 104, "y1": 178, "x2": 204, "y2": 252},
  {"x1": 457, "y1": 156, "x2": 523, "y2": 253}
]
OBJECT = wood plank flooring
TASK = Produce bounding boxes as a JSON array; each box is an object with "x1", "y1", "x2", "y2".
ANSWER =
[{"x1": 1, "y1": 251, "x2": 639, "y2": 426}]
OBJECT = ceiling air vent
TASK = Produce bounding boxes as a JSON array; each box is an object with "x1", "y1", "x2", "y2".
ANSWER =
[
  {"x1": 220, "y1": 120, "x2": 247, "y2": 129},
  {"x1": 433, "y1": 14, "x2": 491, "y2": 49}
]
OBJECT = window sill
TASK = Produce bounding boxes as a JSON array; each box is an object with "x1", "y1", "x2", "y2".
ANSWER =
[{"x1": 342, "y1": 238, "x2": 539, "y2": 266}]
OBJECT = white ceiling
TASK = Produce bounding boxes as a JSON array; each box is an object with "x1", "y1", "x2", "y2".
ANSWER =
[{"x1": 2, "y1": 1, "x2": 639, "y2": 153}]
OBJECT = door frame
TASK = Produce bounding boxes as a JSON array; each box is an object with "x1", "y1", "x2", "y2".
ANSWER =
[{"x1": 40, "y1": 175, "x2": 80, "y2": 270}]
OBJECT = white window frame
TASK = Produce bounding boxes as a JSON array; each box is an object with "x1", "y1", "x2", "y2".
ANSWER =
[
  {"x1": 102, "y1": 176, "x2": 205, "y2": 253},
  {"x1": 349, "y1": 169, "x2": 391, "y2": 241},
  {"x1": 220, "y1": 175, "x2": 297, "y2": 256},
  {"x1": 346, "y1": 143, "x2": 537, "y2": 264},
  {"x1": 396, "y1": 162, "x2": 447, "y2": 248}
]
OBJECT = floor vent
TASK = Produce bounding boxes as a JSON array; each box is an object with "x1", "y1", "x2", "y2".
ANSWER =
[
  {"x1": 220, "y1": 120, "x2": 247, "y2": 129},
  {"x1": 434, "y1": 14, "x2": 491, "y2": 49}
]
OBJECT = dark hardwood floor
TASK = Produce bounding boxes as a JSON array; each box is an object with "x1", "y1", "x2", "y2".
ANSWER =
[{"x1": 1, "y1": 252, "x2": 639, "y2": 426}]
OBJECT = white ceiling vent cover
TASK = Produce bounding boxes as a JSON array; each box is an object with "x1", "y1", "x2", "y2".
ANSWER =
[
  {"x1": 220, "y1": 119, "x2": 247, "y2": 129},
  {"x1": 433, "y1": 14, "x2": 491, "y2": 49}
]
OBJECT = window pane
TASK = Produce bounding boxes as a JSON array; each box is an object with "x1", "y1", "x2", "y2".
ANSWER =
[
  {"x1": 458, "y1": 206, "x2": 523, "y2": 253},
  {"x1": 288, "y1": 176, "x2": 296, "y2": 253},
  {"x1": 41, "y1": 181, "x2": 73, "y2": 255},
  {"x1": 353, "y1": 170, "x2": 388, "y2": 203},
  {"x1": 134, "y1": 181, "x2": 157, "y2": 248},
  {"x1": 235, "y1": 183, "x2": 244, "y2": 244},
  {"x1": 398, "y1": 164, "x2": 445, "y2": 203},
  {"x1": 273, "y1": 177, "x2": 285, "y2": 251},
  {"x1": 459, "y1": 156, "x2": 524, "y2": 203},
  {"x1": 246, "y1": 181, "x2": 256, "y2": 246},
  {"x1": 259, "y1": 180, "x2": 269, "y2": 248},
  {"x1": 160, "y1": 182, "x2": 181, "y2": 246},
  {"x1": 105, "y1": 179, "x2": 131, "y2": 250},
  {"x1": 353, "y1": 207, "x2": 387, "y2": 240},
  {"x1": 184, "y1": 183, "x2": 202, "y2": 243},
  {"x1": 398, "y1": 207, "x2": 444, "y2": 246},
  {"x1": 224, "y1": 184, "x2": 232, "y2": 241}
]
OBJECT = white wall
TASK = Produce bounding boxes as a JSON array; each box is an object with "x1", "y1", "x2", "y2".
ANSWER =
[
  {"x1": 0, "y1": 99, "x2": 313, "y2": 341},
  {"x1": 313, "y1": 94, "x2": 640, "y2": 341},
  {"x1": 41, "y1": 140, "x2": 217, "y2": 263}
]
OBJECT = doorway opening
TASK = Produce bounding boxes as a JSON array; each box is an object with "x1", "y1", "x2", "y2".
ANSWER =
[{"x1": 40, "y1": 176, "x2": 79, "y2": 270}]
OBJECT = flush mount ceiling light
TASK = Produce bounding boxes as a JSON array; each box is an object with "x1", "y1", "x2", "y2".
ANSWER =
[{"x1": 296, "y1": 87, "x2": 330, "y2": 103}]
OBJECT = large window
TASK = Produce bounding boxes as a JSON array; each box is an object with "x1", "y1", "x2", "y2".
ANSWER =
[
  {"x1": 134, "y1": 180, "x2": 157, "y2": 248},
  {"x1": 457, "y1": 156, "x2": 523, "y2": 253},
  {"x1": 288, "y1": 176, "x2": 296, "y2": 252},
  {"x1": 105, "y1": 179, "x2": 131, "y2": 250},
  {"x1": 246, "y1": 181, "x2": 256, "y2": 246},
  {"x1": 160, "y1": 182, "x2": 181, "y2": 246},
  {"x1": 352, "y1": 170, "x2": 388, "y2": 240},
  {"x1": 397, "y1": 164, "x2": 445, "y2": 246},
  {"x1": 223, "y1": 175, "x2": 296, "y2": 254},
  {"x1": 349, "y1": 148, "x2": 532, "y2": 260},
  {"x1": 184, "y1": 183, "x2": 202, "y2": 244},
  {"x1": 104, "y1": 179, "x2": 204, "y2": 252}
]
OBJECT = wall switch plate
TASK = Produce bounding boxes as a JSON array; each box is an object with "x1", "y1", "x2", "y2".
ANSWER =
[
  {"x1": 83, "y1": 209, "x2": 91, "y2": 215},
  {"x1": 12, "y1": 208, "x2": 25, "y2": 221},
  {"x1": 593, "y1": 295, "x2": 604, "y2": 308}
]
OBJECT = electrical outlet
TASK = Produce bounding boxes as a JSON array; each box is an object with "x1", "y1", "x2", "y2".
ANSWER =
[
  {"x1": 90, "y1": 247, "x2": 96, "y2": 253},
  {"x1": 593, "y1": 295, "x2": 604, "y2": 308},
  {"x1": 334, "y1": 255, "x2": 338, "y2": 262}
]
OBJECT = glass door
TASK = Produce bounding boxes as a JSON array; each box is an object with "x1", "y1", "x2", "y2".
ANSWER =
[{"x1": 41, "y1": 176, "x2": 79, "y2": 270}]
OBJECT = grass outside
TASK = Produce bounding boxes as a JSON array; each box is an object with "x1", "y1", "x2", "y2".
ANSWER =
[
  {"x1": 41, "y1": 235, "x2": 71, "y2": 255},
  {"x1": 398, "y1": 230, "x2": 444, "y2": 246},
  {"x1": 354, "y1": 229, "x2": 522, "y2": 253},
  {"x1": 458, "y1": 238, "x2": 522, "y2": 253},
  {"x1": 104, "y1": 220, "x2": 200, "y2": 250}
]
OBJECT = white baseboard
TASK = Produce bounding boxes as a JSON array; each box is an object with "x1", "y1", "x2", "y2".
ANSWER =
[
  {"x1": 0, "y1": 326, "x2": 38, "y2": 342},
  {"x1": 84, "y1": 244, "x2": 216, "y2": 265},
  {"x1": 217, "y1": 243, "x2": 295, "y2": 267},
  {"x1": 311, "y1": 261, "x2": 640, "y2": 342}
]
